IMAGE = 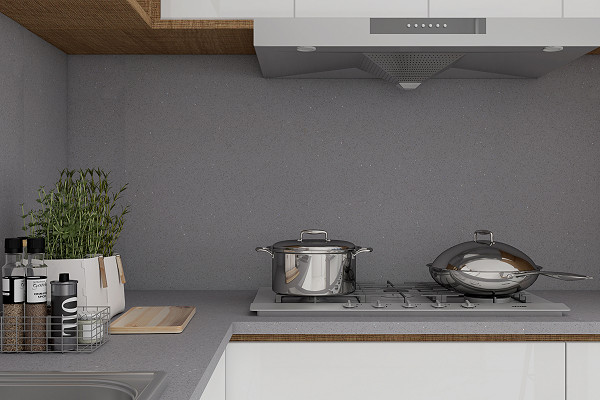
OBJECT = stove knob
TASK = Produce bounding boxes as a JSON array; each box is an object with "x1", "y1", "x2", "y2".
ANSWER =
[
  {"x1": 431, "y1": 300, "x2": 447, "y2": 308},
  {"x1": 343, "y1": 300, "x2": 357, "y2": 309},
  {"x1": 461, "y1": 300, "x2": 476, "y2": 309},
  {"x1": 372, "y1": 300, "x2": 386, "y2": 309},
  {"x1": 402, "y1": 300, "x2": 416, "y2": 309}
]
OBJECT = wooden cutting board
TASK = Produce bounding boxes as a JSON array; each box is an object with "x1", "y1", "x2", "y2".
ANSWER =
[{"x1": 110, "y1": 306, "x2": 196, "y2": 334}]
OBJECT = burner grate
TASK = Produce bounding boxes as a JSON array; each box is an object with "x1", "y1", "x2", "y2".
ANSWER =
[{"x1": 252, "y1": 282, "x2": 570, "y2": 317}]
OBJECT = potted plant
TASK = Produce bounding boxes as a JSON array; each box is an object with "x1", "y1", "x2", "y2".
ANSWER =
[{"x1": 22, "y1": 168, "x2": 130, "y2": 317}]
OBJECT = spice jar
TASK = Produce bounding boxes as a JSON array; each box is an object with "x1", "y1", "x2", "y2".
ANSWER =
[{"x1": 77, "y1": 311, "x2": 103, "y2": 345}]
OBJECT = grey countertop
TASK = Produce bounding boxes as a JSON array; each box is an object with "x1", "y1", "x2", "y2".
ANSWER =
[{"x1": 2, "y1": 289, "x2": 600, "y2": 400}]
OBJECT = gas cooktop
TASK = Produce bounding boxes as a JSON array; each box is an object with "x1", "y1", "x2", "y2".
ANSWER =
[{"x1": 250, "y1": 282, "x2": 570, "y2": 317}]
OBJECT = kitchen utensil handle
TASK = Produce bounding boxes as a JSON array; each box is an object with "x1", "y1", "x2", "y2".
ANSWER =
[
  {"x1": 299, "y1": 229, "x2": 330, "y2": 242},
  {"x1": 255, "y1": 247, "x2": 274, "y2": 258},
  {"x1": 512, "y1": 270, "x2": 593, "y2": 281},
  {"x1": 474, "y1": 230, "x2": 494, "y2": 245},
  {"x1": 352, "y1": 247, "x2": 373, "y2": 257}
]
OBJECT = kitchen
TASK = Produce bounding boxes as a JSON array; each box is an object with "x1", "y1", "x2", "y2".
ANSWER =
[{"x1": 1, "y1": 0, "x2": 600, "y2": 399}]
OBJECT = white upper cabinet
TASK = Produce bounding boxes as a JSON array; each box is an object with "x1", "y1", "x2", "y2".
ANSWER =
[
  {"x1": 564, "y1": 0, "x2": 600, "y2": 17},
  {"x1": 162, "y1": 0, "x2": 596, "y2": 20},
  {"x1": 295, "y1": 0, "x2": 428, "y2": 18},
  {"x1": 429, "y1": 0, "x2": 563, "y2": 18},
  {"x1": 161, "y1": 0, "x2": 294, "y2": 19}
]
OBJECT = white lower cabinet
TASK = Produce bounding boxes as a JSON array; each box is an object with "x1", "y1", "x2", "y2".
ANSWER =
[
  {"x1": 199, "y1": 351, "x2": 226, "y2": 400},
  {"x1": 566, "y1": 342, "x2": 600, "y2": 400},
  {"x1": 225, "y1": 342, "x2": 565, "y2": 400}
]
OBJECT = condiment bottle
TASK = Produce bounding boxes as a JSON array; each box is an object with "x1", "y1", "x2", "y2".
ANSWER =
[
  {"x1": 50, "y1": 273, "x2": 78, "y2": 351},
  {"x1": 2, "y1": 238, "x2": 25, "y2": 352},
  {"x1": 25, "y1": 237, "x2": 47, "y2": 351}
]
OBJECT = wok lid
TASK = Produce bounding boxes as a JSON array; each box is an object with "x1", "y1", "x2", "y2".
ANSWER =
[{"x1": 431, "y1": 230, "x2": 539, "y2": 273}]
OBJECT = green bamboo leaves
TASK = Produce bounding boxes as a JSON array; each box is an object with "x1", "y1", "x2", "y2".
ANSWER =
[{"x1": 22, "y1": 168, "x2": 130, "y2": 259}]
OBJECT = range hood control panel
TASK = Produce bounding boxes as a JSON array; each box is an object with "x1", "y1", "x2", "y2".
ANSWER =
[{"x1": 371, "y1": 18, "x2": 486, "y2": 35}]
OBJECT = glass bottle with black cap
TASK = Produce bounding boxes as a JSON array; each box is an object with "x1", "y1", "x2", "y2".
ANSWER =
[
  {"x1": 2, "y1": 238, "x2": 25, "y2": 352},
  {"x1": 25, "y1": 237, "x2": 47, "y2": 351}
]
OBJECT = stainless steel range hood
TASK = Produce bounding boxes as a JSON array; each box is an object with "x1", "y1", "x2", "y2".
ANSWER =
[{"x1": 254, "y1": 18, "x2": 600, "y2": 89}]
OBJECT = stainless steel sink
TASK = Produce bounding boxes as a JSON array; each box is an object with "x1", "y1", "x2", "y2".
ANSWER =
[{"x1": 0, "y1": 371, "x2": 167, "y2": 400}]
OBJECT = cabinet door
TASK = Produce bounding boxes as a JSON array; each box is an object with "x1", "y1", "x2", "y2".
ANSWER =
[
  {"x1": 199, "y1": 351, "x2": 225, "y2": 400},
  {"x1": 295, "y1": 0, "x2": 428, "y2": 18},
  {"x1": 161, "y1": 0, "x2": 294, "y2": 19},
  {"x1": 226, "y1": 342, "x2": 565, "y2": 400},
  {"x1": 430, "y1": 0, "x2": 562, "y2": 18},
  {"x1": 566, "y1": 342, "x2": 600, "y2": 400},
  {"x1": 564, "y1": 1, "x2": 600, "y2": 17}
]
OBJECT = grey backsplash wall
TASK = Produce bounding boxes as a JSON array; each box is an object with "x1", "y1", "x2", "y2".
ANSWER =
[
  {"x1": 0, "y1": 13, "x2": 68, "y2": 244},
  {"x1": 66, "y1": 54, "x2": 600, "y2": 290}
]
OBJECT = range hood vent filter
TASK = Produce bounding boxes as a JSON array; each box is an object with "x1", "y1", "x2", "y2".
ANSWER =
[{"x1": 361, "y1": 53, "x2": 464, "y2": 89}]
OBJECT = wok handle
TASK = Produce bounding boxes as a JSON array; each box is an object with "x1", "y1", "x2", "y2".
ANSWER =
[
  {"x1": 299, "y1": 229, "x2": 330, "y2": 242},
  {"x1": 255, "y1": 247, "x2": 274, "y2": 258},
  {"x1": 507, "y1": 270, "x2": 593, "y2": 281}
]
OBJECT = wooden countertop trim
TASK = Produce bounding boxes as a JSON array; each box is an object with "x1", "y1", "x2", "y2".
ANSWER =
[
  {"x1": 230, "y1": 334, "x2": 600, "y2": 342},
  {"x1": 127, "y1": 0, "x2": 152, "y2": 27}
]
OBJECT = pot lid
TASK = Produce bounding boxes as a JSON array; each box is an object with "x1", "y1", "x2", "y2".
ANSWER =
[
  {"x1": 272, "y1": 230, "x2": 356, "y2": 254},
  {"x1": 431, "y1": 230, "x2": 538, "y2": 273}
]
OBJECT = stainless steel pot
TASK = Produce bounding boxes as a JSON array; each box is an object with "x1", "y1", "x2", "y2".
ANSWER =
[
  {"x1": 427, "y1": 230, "x2": 592, "y2": 297},
  {"x1": 256, "y1": 229, "x2": 372, "y2": 296}
]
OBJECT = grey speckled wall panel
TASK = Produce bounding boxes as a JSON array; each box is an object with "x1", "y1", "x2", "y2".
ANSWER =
[
  {"x1": 67, "y1": 55, "x2": 600, "y2": 290},
  {"x1": 0, "y1": 13, "x2": 68, "y2": 244}
]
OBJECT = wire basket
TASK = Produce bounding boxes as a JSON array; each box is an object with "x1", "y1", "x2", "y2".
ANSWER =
[{"x1": 0, "y1": 306, "x2": 110, "y2": 353}]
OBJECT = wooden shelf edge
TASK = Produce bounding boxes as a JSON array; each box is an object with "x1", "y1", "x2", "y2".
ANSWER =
[{"x1": 230, "y1": 334, "x2": 600, "y2": 342}]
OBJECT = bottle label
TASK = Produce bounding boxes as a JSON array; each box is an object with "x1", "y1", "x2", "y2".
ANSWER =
[
  {"x1": 2, "y1": 277, "x2": 25, "y2": 303},
  {"x1": 26, "y1": 278, "x2": 47, "y2": 303},
  {"x1": 14, "y1": 278, "x2": 25, "y2": 303}
]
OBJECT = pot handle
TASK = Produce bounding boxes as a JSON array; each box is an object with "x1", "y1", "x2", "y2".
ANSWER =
[
  {"x1": 299, "y1": 229, "x2": 330, "y2": 242},
  {"x1": 255, "y1": 247, "x2": 274, "y2": 258},
  {"x1": 352, "y1": 247, "x2": 373, "y2": 258},
  {"x1": 474, "y1": 230, "x2": 495, "y2": 245}
]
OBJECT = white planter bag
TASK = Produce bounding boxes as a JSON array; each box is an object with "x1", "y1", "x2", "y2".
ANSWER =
[{"x1": 46, "y1": 255, "x2": 126, "y2": 319}]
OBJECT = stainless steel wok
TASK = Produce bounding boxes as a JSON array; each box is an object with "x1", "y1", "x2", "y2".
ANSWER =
[{"x1": 427, "y1": 230, "x2": 592, "y2": 297}]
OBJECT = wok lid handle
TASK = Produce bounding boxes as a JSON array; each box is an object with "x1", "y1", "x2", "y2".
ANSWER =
[{"x1": 474, "y1": 230, "x2": 495, "y2": 245}]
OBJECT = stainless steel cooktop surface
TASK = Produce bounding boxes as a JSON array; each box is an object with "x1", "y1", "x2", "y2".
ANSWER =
[{"x1": 250, "y1": 282, "x2": 570, "y2": 317}]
